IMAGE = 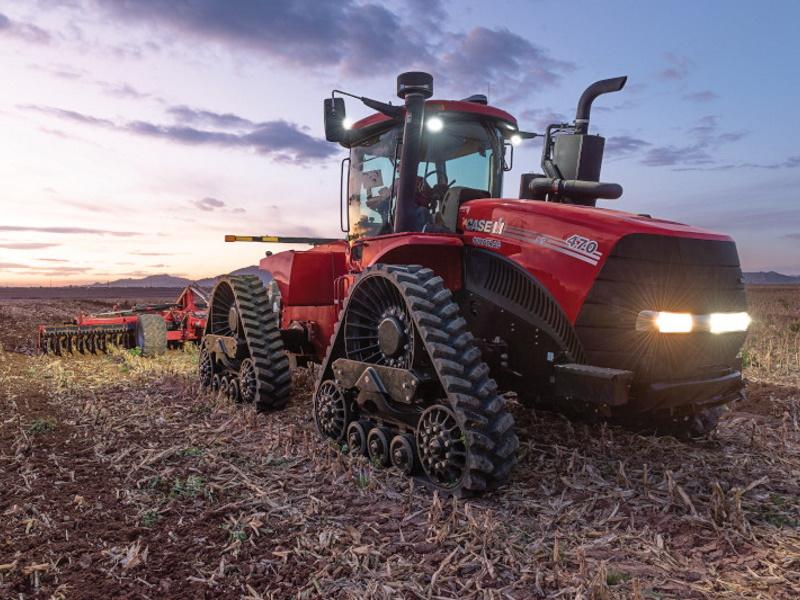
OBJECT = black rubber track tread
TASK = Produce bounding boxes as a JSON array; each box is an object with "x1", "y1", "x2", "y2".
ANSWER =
[
  {"x1": 136, "y1": 314, "x2": 168, "y2": 357},
  {"x1": 209, "y1": 275, "x2": 291, "y2": 410},
  {"x1": 315, "y1": 264, "x2": 518, "y2": 495}
]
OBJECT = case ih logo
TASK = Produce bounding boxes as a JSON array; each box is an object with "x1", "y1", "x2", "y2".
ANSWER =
[{"x1": 464, "y1": 217, "x2": 506, "y2": 234}]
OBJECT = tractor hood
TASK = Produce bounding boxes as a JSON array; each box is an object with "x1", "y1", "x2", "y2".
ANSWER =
[{"x1": 458, "y1": 199, "x2": 737, "y2": 322}]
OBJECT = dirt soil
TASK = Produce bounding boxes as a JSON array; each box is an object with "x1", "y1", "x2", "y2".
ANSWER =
[{"x1": 1, "y1": 288, "x2": 799, "y2": 599}]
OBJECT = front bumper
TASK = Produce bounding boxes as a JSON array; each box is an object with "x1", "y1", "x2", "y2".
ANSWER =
[
  {"x1": 554, "y1": 364, "x2": 744, "y2": 412},
  {"x1": 639, "y1": 369, "x2": 744, "y2": 411}
]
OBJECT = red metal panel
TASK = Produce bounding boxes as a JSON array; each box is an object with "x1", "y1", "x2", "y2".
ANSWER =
[
  {"x1": 357, "y1": 233, "x2": 463, "y2": 291},
  {"x1": 260, "y1": 245, "x2": 347, "y2": 306},
  {"x1": 458, "y1": 199, "x2": 734, "y2": 323}
]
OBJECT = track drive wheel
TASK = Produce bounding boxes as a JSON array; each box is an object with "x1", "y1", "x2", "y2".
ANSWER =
[
  {"x1": 136, "y1": 314, "x2": 168, "y2": 357},
  {"x1": 314, "y1": 264, "x2": 518, "y2": 496},
  {"x1": 203, "y1": 276, "x2": 291, "y2": 410}
]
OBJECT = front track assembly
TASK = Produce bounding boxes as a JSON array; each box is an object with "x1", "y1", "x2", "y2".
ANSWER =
[
  {"x1": 200, "y1": 275, "x2": 291, "y2": 410},
  {"x1": 314, "y1": 264, "x2": 518, "y2": 495}
]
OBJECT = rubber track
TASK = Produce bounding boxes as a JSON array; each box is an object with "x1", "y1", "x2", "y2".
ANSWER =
[
  {"x1": 219, "y1": 275, "x2": 291, "y2": 410},
  {"x1": 316, "y1": 264, "x2": 518, "y2": 494}
]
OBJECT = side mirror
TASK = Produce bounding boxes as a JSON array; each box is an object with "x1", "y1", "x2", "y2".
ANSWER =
[
  {"x1": 503, "y1": 142, "x2": 514, "y2": 172},
  {"x1": 324, "y1": 97, "x2": 349, "y2": 143}
]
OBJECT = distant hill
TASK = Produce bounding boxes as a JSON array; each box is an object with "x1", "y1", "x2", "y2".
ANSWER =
[
  {"x1": 92, "y1": 265, "x2": 269, "y2": 289},
  {"x1": 91, "y1": 274, "x2": 192, "y2": 288},
  {"x1": 743, "y1": 271, "x2": 800, "y2": 285}
]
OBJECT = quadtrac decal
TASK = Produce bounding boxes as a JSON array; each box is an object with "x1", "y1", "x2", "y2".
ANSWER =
[{"x1": 501, "y1": 225, "x2": 603, "y2": 265}]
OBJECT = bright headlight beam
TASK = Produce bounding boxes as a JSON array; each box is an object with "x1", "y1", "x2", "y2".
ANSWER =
[
  {"x1": 510, "y1": 133, "x2": 522, "y2": 146},
  {"x1": 655, "y1": 312, "x2": 693, "y2": 333},
  {"x1": 426, "y1": 116, "x2": 443, "y2": 132},
  {"x1": 709, "y1": 312, "x2": 751, "y2": 334},
  {"x1": 637, "y1": 310, "x2": 751, "y2": 334},
  {"x1": 342, "y1": 117, "x2": 353, "y2": 130}
]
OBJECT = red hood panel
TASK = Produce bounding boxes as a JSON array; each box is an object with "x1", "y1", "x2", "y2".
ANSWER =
[{"x1": 459, "y1": 199, "x2": 734, "y2": 322}]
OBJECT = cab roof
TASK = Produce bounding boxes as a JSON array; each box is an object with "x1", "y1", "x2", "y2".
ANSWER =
[{"x1": 351, "y1": 99, "x2": 518, "y2": 131}]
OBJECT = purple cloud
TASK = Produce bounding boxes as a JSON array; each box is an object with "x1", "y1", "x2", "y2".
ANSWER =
[
  {"x1": 0, "y1": 225, "x2": 140, "y2": 236},
  {"x1": 659, "y1": 53, "x2": 691, "y2": 80},
  {"x1": 192, "y1": 197, "x2": 225, "y2": 211},
  {"x1": 683, "y1": 90, "x2": 718, "y2": 103},
  {"x1": 0, "y1": 242, "x2": 60, "y2": 250},
  {"x1": 0, "y1": 12, "x2": 50, "y2": 45}
]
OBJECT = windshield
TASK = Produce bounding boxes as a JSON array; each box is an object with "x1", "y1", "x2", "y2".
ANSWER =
[{"x1": 348, "y1": 117, "x2": 503, "y2": 239}]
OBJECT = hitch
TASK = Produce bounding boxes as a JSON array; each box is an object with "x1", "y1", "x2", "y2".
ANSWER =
[{"x1": 225, "y1": 235, "x2": 343, "y2": 245}]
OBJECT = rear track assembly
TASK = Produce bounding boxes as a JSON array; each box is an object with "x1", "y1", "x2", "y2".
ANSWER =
[{"x1": 201, "y1": 275, "x2": 291, "y2": 410}]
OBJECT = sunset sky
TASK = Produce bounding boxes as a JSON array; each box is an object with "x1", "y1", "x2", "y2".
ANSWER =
[{"x1": 1, "y1": 0, "x2": 798, "y2": 285}]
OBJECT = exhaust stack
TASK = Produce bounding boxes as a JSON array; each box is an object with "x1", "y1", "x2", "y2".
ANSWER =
[{"x1": 534, "y1": 76, "x2": 628, "y2": 207}]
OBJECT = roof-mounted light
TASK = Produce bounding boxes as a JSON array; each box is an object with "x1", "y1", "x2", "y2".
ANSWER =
[{"x1": 426, "y1": 116, "x2": 443, "y2": 132}]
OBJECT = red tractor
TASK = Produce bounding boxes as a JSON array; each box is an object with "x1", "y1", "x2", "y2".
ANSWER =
[
  {"x1": 200, "y1": 73, "x2": 750, "y2": 495},
  {"x1": 39, "y1": 285, "x2": 208, "y2": 357}
]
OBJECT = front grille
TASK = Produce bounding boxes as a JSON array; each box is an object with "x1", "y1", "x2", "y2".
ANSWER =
[{"x1": 575, "y1": 234, "x2": 747, "y2": 381}]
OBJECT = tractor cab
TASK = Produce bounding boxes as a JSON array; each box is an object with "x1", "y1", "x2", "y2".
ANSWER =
[
  {"x1": 346, "y1": 104, "x2": 512, "y2": 239},
  {"x1": 325, "y1": 74, "x2": 524, "y2": 241}
]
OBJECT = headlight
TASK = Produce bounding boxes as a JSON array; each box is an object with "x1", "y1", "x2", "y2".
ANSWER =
[
  {"x1": 709, "y1": 312, "x2": 751, "y2": 334},
  {"x1": 636, "y1": 310, "x2": 751, "y2": 334}
]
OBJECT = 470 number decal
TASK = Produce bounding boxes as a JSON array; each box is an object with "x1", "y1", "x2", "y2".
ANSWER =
[{"x1": 564, "y1": 234, "x2": 599, "y2": 254}]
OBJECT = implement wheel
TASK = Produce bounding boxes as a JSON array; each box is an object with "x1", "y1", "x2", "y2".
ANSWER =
[{"x1": 135, "y1": 314, "x2": 167, "y2": 357}]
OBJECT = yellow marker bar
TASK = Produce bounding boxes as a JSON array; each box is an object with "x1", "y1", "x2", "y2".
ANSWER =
[{"x1": 224, "y1": 235, "x2": 342, "y2": 245}]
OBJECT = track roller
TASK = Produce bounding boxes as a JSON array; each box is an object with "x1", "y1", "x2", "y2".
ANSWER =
[
  {"x1": 228, "y1": 379, "x2": 240, "y2": 402},
  {"x1": 390, "y1": 433, "x2": 417, "y2": 475},
  {"x1": 346, "y1": 420, "x2": 371, "y2": 456},
  {"x1": 367, "y1": 427, "x2": 392, "y2": 467}
]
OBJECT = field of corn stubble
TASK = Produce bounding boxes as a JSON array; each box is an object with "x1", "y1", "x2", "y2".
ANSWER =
[{"x1": 1, "y1": 287, "x2": 799, "y2": 599}]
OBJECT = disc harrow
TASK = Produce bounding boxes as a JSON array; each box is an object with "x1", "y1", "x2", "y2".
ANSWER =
[
  {"x1": 37, "y1": 285, "x2": 207, "y2": 356},
  {"x1": 39, "y1": 324, "x2": 133, "y2": 356}
]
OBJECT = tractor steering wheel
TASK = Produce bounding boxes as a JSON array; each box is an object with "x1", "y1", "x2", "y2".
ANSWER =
[{"x1": 423, "y1": 169, "x2": 456, "y2": 206}]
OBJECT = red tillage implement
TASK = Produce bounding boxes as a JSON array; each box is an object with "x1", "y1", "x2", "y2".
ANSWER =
[{"x1": 38, "y1": 285, "x2": 208, "y2": 356}]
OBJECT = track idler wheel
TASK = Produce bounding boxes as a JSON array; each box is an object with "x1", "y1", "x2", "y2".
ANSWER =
[
  {"x1": 238, "y1": 359, "x2": 257, "y2": 403},
  {"x1": 390, "y1": 433, "x2": 417, "y2": 475},
  {"x1": 198, "y1": 347, "x2": 214, "y2": 389},
  {"x1": 314, "y1": 380, "x2": 349, "y2": 442},
  {"x1": 211, "y1": 374, "x2": 221, "y2": 392},
  {"x1": 346, "y1": 421, "x2": 371, "y2": 456},
  {"x1": 416, "y1": 405, "x2": 467, "y2": 490},
  {"x1": 367, "y1": 427, "x2": 391, "y2": 467}
]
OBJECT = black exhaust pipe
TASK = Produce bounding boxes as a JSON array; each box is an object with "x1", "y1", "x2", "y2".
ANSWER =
[
  {"x1": 529, "y1": 177, "x2": 623, "y2": 201},
  {"x1": 574, "y1": 76, "x2": 627, "y2": 134},
  {"x1": 394, "y1": 72, "x2": 433, "y2": 234}
]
